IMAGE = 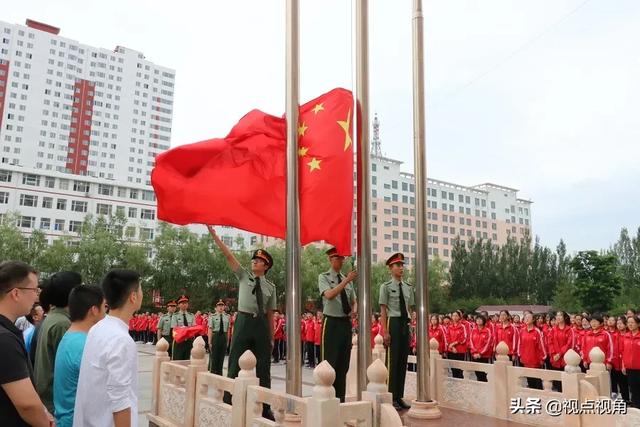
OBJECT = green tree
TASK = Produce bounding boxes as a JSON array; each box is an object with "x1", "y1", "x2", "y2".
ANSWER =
[
  {"x1": 571, "y1": 251, "x2": 622, "y2": 313},
  {"x1": 0, "y1": 213, "x2": 29, "y2": 262}
]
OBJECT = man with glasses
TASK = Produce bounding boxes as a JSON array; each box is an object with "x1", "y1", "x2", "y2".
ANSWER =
[{"x1": 0, "y1": 260, "x2": 53, "y2": 427}]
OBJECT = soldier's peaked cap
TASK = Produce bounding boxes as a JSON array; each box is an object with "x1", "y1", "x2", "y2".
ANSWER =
[
  {"x1": 252, "y1": 249, "x2": 273, "y2": 268},
  {"x1": 325, "y1": 247, "x2": 344, "y2": 258},
  {"x1": 177, "y1": 295, "x2": 189, "y2": 304},
  {"x1": 386, "y1": 253, "x2": 405, "y2": 266}
]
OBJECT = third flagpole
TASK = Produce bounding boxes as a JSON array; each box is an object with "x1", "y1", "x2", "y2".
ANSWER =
[
  {"x1": 285, "y1": 0, "x2": 302, "y2": 398},
  {"x1": 355, "y1": 0, "x2": 372, "y2": 399},
  {"x1": 407, "y1": 0, "x2": 441, "y2": 421}
]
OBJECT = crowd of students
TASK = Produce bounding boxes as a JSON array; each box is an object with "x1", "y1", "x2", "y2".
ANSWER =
[{"x1": 380, "y1": 308, "x2": 640, "y2": 408}]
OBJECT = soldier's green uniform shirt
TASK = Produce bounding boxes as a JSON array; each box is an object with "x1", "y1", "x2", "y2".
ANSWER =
[
  {"x1": 319, "y1": 270, "x2": 356, "y2": 317},
  {"x1": 171, "y1": 311, "x2": 195, "y2": 328},
  {"x1": 208, "y1": 312, "x2": 230, "y2": 332},
  {"x1": 158, "y1": 313, "x2": 174, "y2": 335},
  {"x1": 378, "y1": 278, "x2": 415, "y2": 315},
  {"x1": 235, "y1": 268, "x2": 277, "y2": 314}
]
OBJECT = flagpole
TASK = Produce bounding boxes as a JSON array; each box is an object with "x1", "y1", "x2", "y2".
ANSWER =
[
  {"x1": 285, "y1": 0, "x2": 302, "y2": 398},
  {"x1": 355, "y1": 0, "x2": 372, "y2": 399},
  {"x1": 407, "y1": 0, "x2": 441, "y2": 420}
]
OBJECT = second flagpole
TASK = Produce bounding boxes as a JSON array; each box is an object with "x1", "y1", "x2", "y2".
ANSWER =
[{"x1": 285, "y1": 0, "x2": 302, "y2": 398}]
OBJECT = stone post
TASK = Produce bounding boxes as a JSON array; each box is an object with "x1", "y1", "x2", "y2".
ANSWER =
[
  {"x1": 185, "y1": 337, "x2": 207, "y2": 427},
  {"x1": 493, "y1": 341, "x2": 513, "y2": 420},
  {"x1": 405, "y1": 338, "x2": 442, "y2": 426},
  {"x1": 307, "y1": 361, "x2": 341, "y2": 427},
  {"x1": 345, "y1": 334, "x2": 358, "y2": 401},
  {"x1": 151, "y1": 338, "x2": 170, "y2": 416},
  {"x1": 586, "y1": 346, "x2": 611, "y2": 397},
  {"x1": 561, "y1": 349, "x2": 583, "y2": 427},
  {"x1": 232, "y1": 350, "x2": 259, "y2": 427},
  {"x1": 372, "y1": 334, "x2": 385, "y2": 363},
  {"x1": 361, "y1": 358, "x2": 403, "y2": 427}
]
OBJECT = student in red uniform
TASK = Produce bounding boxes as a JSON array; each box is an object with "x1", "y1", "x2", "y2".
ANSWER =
[
  {"x1": 518, "y1": 313, "x2": 546, "y2": 390},
  {"x1": 300, "y1": 314, "x2": 306, "y2": 365},
  {"x1": 495, "y1": 310, "x2": 518, "y2": 361},
  {"x1": 622, "y1": 315, "x2": 640, "y2": 408},
  {"x1": 512, "y1": 314, "x2": 522, "y2": 330},
  {"x1": 371, "y1": 313, "x2": 381, "y2": 349},
  {"x1": 581, "y1": 314, "x2": 613, "y2": 371},
  {"x1": 304, "y1": 313, "x2": 316, "y2": 368},
  {"x1": 314, "y1": 311, "x2": 323, "y2": 364},
  {"x1": 272, "y1": 311, "x2": 285, "y2": 363},
  {"x1": 429, "y1": 314, "x2": 447, "y2": 355},
  {"x1": 129, "y1": 316, "x2": 136, "y2": 340},
  {"x1": 446, "y1": 310, "x2": 468, "y2": 378},
  {"x1": 442, "y1": 315, "x2": 451, "y2": 331},
  {"x1": 611, "y1": 316, "x2": 629, "y2": 402},
  {"x1": 469, "y1": 315, "x2": 493, "y2": 382},
  {"x1": 547, "y1": 311, "x2": 575, "y2": 391}
]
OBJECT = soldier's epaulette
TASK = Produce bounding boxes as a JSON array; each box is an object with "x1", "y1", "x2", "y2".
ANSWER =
[
  {"x1": 384, "y1": 280, "x2": 393, "y2": 285},
  {"x1": 323, "y1": 272, "x2": 331, "y2": 276}
]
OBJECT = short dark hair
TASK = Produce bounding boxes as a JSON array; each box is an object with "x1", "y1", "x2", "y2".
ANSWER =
[
  {"x1": 69, "y1": 285, "x2": 104, "y2": 322},
  {"x1": 589, "y1": 313, "x2": 604, "y2": 324},
  {"x1": 0, "y1": 261, "x2": 37, "y2": 294},
  {"x1": 43, "y1": 271, "x2": 82, "y2": 308},
  {"x1": 101, "y1": 269, "x2": 140, "y2": 309}
]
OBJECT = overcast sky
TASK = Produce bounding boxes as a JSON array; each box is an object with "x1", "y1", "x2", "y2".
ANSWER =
[{"x1": 6, "y1": 0, "x2": 639, "y2": 253}]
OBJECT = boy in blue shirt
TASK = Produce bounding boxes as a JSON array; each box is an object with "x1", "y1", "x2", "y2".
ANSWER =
[{"x1": 53, "y1": 285, "x2": 106, "y2": 427}]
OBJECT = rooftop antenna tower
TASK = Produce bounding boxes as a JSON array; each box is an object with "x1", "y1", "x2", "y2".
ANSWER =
[{"x1": 371, "y1": 113, "x2": 382, "y2": 157}]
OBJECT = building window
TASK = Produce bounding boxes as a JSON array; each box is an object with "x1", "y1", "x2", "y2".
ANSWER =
[
  {"x1": 19, "y1": 216, "x2": 35, "y2": 228},
  {"x1": 140, "y1": 209, "x2": 155, "y2": 220},
  {"x1": 56, "y1": 199, "x2": 67, "y2": 210},
  {"x1": 0, "y1": 191, "x2": 8, "y2": 204},
  {"x1": 98, "y1": 184, "x2": 113, "y2": 196},
  {"x1": 128, "y1": 207, "x2": 137, "y2": 218},
  {"x1": 71, "y1": 200, "x2": 88, "y2": 213},
  {"x1": 142, "y1": 190, "x2": 155, "y2": 201},
  {"x1": 22, "y1": 174, "x2": 40, "y2": 186},
  {"x1": 44, "y1": 176, "x2": 55, "y2": 188},
  {"x1": 41, "y1": 197, "x2": 53, "y2": 209},
  {"x1": 69, "y1": 220, "x2": 82, "y2": 233},
  {"x1": 19, "y1": 194, "x2": 38, "y2": 207},
  {"x1": 54, "y1": 219, "x2": 65, "y2": 231},
  {"x1": 0, "y1": 170, "x2": 12, "y2": 182},
  {"x1": 40, "y1": 218, "x2": 50, "y2": 230},
  {"x1": 125, "y1": 226, "x2": 136, "y2": 238},
  {"x1": 139, "y1": 227, "x2": 154, "y2": 240},
  {"x1": 73, "y1": 181, "x2": 90, "y2": 192},
  {"x1": 129, "y1": 189, "x2": 138, "y2": 199},
  {"x1": 96, "y1": 203, "x2": 112, "y2": 215},
  {"x1": 491, "y1": 201, "x2": 496, "y2": 209}
]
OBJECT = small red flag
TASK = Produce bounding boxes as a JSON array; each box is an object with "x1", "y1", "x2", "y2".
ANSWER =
[
  {"x1": 172, "y1": 325, "x2": 206, "y2": 343},
  {"x1": 152, "y1": 88, "x2": 354, "y2": 255}
]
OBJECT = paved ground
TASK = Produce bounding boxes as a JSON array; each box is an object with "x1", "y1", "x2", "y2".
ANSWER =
[{"x1": 136, "y1": 344, "x2": 529, "y2": 427}]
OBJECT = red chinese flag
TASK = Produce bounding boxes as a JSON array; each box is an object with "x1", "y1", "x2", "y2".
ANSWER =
[
  {"x1": 172, "y1": 325, "x2": 206, "y2": 343},
  {"x1": 151, "y1": 88, "x2": 354, "y2": 255}
]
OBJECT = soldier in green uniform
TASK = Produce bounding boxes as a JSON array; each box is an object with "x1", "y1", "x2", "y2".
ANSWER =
[
  {"x1": 208, "y1": 226, "x2": 276, "y2": 420},
  {"x1": 171, "y1": 295, "x2": 196, "y2": 360},
  {"x1": 157, "y1": 300, "x2": 177, "y2": 358},
  {"x1": 318, "y1": 247, "x2": 357, "y2": 403},
  {"x1": 379, "y1": 252, "x2": 414, "y2": 410},
  {"x1": 208, "y1": 299, "x2": 230, "y2": 375}
]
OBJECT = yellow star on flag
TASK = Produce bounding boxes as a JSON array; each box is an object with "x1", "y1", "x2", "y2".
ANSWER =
[
  {"x1": 298, "y1": 146, "x2": 309, "y2": 157},
  {"x1": 312, "y1": 103, "x2": 324, "y2": 114},
  {"x1": 298, "y1": 122, "x2": 308, "y2": 137},
  {"x1": 337, "y1": 109, "x2": 352, "y2": 151},
  {"x1": 307, "y1": 157, "x2": 321, "y2": 172}
]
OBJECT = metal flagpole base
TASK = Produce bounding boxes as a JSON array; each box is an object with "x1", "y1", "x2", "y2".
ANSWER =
[{"x1": 405, "y1": 399, "x2": 442, "y2": 425}]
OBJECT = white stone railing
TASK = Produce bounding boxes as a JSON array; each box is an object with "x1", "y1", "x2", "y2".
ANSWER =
[{"x1": 149, "y1": 336, "x2": 404, "y2": 427}]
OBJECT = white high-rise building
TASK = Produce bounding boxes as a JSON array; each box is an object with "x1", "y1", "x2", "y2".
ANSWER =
[{"x1": 0, "y1": 19, "x2": 174, "y2": 184}]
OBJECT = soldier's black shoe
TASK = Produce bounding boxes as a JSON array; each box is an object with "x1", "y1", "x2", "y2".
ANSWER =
[
  {"x1": 397, "y1": 399, "x2": 411, "y2": 410},
  {"x1": 392, "y1": 400, "x2": 402, "y2": 410}
]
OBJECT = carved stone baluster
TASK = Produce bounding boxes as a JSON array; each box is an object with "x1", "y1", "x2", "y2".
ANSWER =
[
  {"x1": 308, "y1": 361, "x2": 340, "y2": 427},
  {"x1": 152, "y1": 338, "x2": 171, "y2": 416}
]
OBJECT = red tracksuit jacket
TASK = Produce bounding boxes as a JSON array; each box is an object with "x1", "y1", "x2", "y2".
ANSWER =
[
  {"x1": 547, "y1": 325, "x2": 575, "y2": 369},
  {"x1": 470, "y1": 327, "x2": 493, "y2": 359},
  {"x1": 495, "y1": 322, "x2": 519, "y2": 356},
  {"x1": 581, "y1": 327, "x2": 613, "y2": 365},
  {"x1": 447, "y1": 323, "x2": 468, "y2": 354},
  {"x1": 622, "y1": 331, "x2": 640, "y2": 370},
  {"x1": 429, "y1": 325, "x2": 448, "y2": 354},
  {"x1": 518, "y1": 326, "x2": 546, "y2": 368}
]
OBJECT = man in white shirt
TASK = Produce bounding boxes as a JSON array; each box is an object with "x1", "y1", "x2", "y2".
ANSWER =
[{"x1": 73, "y1": 269, "x2": 143, "y2": 427}]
